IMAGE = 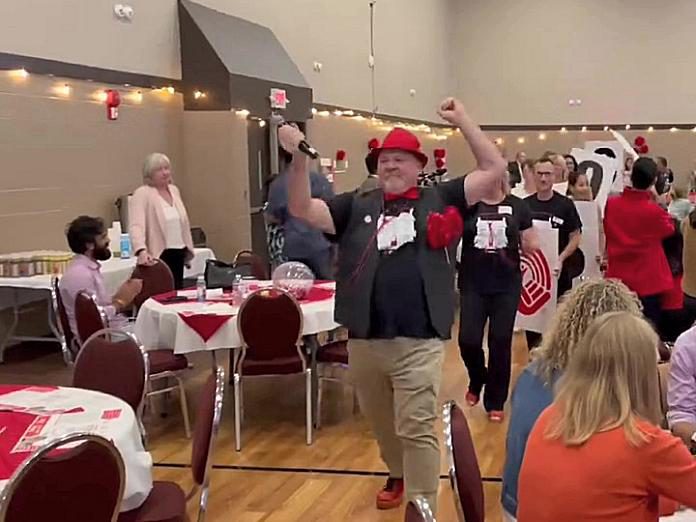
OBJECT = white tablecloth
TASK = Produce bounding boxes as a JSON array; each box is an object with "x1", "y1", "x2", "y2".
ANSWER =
[
  {"x1": 0, "y1": 248, "x2": 215, "y2": 309},
  {"x1": 0, "y1": 385, "x2": 152, "y2": 511},
  {"x1": 134, "y1": 282, "x2": 339, "y2": 354}
]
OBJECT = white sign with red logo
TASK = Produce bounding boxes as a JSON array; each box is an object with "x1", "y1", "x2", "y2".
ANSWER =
[
  {"x1": 515, "y1": 223, "x2": 559, "y2": 334},
  {"x1": 269, "y1": 88, "x2": 288, "y2": 109}
]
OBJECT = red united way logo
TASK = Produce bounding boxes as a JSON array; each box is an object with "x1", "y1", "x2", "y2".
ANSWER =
[{"x1": 519, "y1": 250, "x2": 552, "y2": 315}]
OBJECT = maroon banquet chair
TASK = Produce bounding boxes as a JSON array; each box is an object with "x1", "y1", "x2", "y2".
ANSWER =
[
  {"x1": 75, "y1": 290, "x2": 109, "y2": 345},
  {"x1": 443, "y1": 401, "x2": 484, "y2": 522},
  {"x1": 0, "y1": 432, "x2": 125, "y2": 522},
  {"x1": 131, "y1": 259, "x2": 175, "y2": 311},
  {"x1": 405, "y1": 498, "x2": 437, "y2": 522},
  {"x1": 233, "y1": 249, "x2": 269, "y2": 280},
  {"x1": 118, "y1": 367, "x2": 225, "y2": 522},
  {"x1": 50, "y1": 276, "x2": 79, "y2": 364},
  {"x1": 130, "y1": 258, "x2": 192, "y2": 437},
  {"x1": 233, "y1": 287, "x2": 310, "y2": 451},
  {"x1": 74, "y1": 328, "x2": 148, "y2": 421},
  {"x1": 315, "y1": 340, "x2": 359, "y2": 428}
]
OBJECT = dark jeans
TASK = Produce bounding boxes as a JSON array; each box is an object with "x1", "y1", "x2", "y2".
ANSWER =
[
  {"x1": 685, "y1": 293, "x2": 696, "y2": 324},
  {"x1": 458, "y1": 284, "x2": 521, "y2": 411},
  {"x1": 160, "y1": 248, "x2": 187, "y2": 290}
]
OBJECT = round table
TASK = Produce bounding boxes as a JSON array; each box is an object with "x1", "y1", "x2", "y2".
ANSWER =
[
  {"x1": 0, "y1": 384, "x2": 152, "y2": 512},
  {"x1": 134, "y1": 282, "x2": 339, "y2": 354}
]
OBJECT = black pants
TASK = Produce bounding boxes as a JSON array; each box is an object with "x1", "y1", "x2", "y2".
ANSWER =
[
  {"x1": 458, "y1": 284, "x2": 521, "y2": 412},
  {"x1": 525, "y1": 268, "x2": 573, "y2": 350},
  {"x1": 684, "y1": 293, "x2": 696, "y2": 324},
  {"x1": 160, "y1": 248, "x2": 187, "y2": 290},
  {"x1": 640, "y1": 294, "x2": 662, "y2": 331}
]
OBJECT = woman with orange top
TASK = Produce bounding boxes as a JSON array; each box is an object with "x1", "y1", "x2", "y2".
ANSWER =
[{"x1": 518, "y1": 311, "x2": 696, "y2": 522}]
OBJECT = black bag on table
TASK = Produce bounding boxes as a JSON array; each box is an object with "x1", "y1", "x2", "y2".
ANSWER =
[{"x1": 204, "y1": 259, "x2": 253, "y2": 289}]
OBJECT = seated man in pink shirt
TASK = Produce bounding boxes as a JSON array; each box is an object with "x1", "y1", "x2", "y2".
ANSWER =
[{"x1": 59, "y1": 215, "x2": 142, "y2": 339}]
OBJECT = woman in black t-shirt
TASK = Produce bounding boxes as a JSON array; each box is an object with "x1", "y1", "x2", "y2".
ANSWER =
[{"x1": 458, "y1": 173, "x2": 538, "y2": 422}]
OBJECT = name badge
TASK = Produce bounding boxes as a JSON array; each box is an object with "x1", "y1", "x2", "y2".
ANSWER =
[
  {"x1": 552, "y1": 216, "x2": 565, "y2": 226},
  {"x1": 498, "y1": 206, "x2": 512, "y2": 215}
]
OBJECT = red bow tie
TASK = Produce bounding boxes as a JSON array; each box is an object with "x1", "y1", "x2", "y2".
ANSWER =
[{"x1": 384, "y1": 187, "x2": 420, "y2": 202}]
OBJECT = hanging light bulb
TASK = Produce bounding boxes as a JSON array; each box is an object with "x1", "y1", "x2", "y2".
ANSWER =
[
  {"x1": 54, "y1": 83, "x2": 71, "y2": 97},
  {"x1": 259, "y1": 120, "x2": 267, "y2": 128},
  {"x1": 343, "y1": 110, "x2": 355, "y2": 116},
  {"x1": 670, "y1": 127, "x2": 679, "y2": 133},
  {"x1": 93, "y1": 90, "x2": 108, "y2": 103},
  {"x1": 333, "y1": 110, "x2": 343, "y2": 116},
  {"x1": 166, "y1": 86, "x2": 175, "y2": 94},
  {"x1": 648, "y1": 126, "x2": 654, "y2": 132},
  {"x1": 311, "y1": 108, "x2": 318, "y2": 115},
  {"x1": 581, "y1": 126, "x2": 587, "y2": 132},
  {"x1": 625, "y1": 124, "x2": 631, "y2": 130},
  {"x1": 538, "y1": 133, "x2": 547, "y2": 141},
  {"x1": 517, "y1": 137, "x2": 526, "y2": 144},
  {"x1": 560, "y1": 127, "x2": 568, "y2": 133},
  {"x1": 193, "y1": 90, "x2": 206, "y2": 100},
  {"x1": 9, "y1": 68, "x2": 29, "y2": 79},
  {"x1": 603, "y1": 126, "x2": 609, "y2": 131},
  {"x1": 317, "y1": 110, "x2": 330, "y2": 117},
  {"x1": 235, "y1": 109, "x2": 250, "y2": 117}
]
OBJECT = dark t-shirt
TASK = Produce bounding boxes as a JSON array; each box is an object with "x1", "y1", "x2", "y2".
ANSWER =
[
  {"x1": 327, "y1": 180, "x2": 466, "y2": 339},
  {"x1": 524, "y1": 191, "x2": 582, "y2": 293},
  {"x1": 524, "y1": 192, "x2": 582, "y2": 255},
  {"x1": 459, "y1": 195, "x2": 532, "y2": 294}
]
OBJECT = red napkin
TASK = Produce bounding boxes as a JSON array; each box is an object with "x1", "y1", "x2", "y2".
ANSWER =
[
  {"x1": 0, "y1": 411, "x2": 38, "y2": 479},
  {"x1": 178, "y1": 313, "x2": 233, "y2": 342},
  {"x1": 299, "y1": 287, "x2": 335, "y2": 303},
  {"x1": 427, "y1": 206, "x2": 463, "y2": 249}
]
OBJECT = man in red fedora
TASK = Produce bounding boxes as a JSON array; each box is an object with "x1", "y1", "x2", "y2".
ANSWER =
[{"x1": 280, "y1": 97, "x2": 506, "y2": 513}]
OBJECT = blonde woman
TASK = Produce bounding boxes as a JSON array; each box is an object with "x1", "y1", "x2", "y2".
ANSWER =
[
  {"x1": 518, "y1": 312, "x2": 696, "y2": 522},
  {"x1": 501, "y1": 279, "x2": 641, "y2": 520},
  {"x1": 129, "y1": 153, "x2": 194, "y2": 289}
]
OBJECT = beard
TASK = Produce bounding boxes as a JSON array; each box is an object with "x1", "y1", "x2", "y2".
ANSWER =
[{"x1": 93, "y1": 246, "x2": 112, "y2": 261}]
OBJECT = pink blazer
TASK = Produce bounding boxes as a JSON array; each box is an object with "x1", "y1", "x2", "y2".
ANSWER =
[{"x1": 128, "y1": 185, "x2": 194, "y2": 259}]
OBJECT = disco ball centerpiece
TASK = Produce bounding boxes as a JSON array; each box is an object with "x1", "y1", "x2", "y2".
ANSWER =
[{"x1": 271, "y1": 261, "x2": 315, "y2": 299}]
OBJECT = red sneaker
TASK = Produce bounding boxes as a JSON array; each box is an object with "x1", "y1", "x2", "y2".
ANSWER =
[
  {"x1": 488, "y1": 410, "x2": 504, "y2": 423},
  {"x1": 465, "y1": 391, "x2": 480, "y2": 407},
  {"x1": 376, "y1": 477, "x2": 404, "y2": 510}
]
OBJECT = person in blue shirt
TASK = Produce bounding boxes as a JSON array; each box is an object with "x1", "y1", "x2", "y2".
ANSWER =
[
  {"x1": 267, "y1": 147, "x2": 335, "y2": 279},
  {"x1": 502, "y1": 278, "x2": 642, "y2": 520}
]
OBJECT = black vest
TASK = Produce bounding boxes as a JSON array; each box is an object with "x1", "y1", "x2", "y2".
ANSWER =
[{"x1": 335, "y1": 187, "x2": 457, "y2": 339}]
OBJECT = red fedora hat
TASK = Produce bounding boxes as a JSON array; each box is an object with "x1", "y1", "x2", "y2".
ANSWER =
[{"x1": 374, "y1": 128, "x2": 428, "y2": 167}]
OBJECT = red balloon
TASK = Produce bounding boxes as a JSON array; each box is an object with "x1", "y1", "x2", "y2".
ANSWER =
[
  {"x1": 634, "y1": 136, "x2": 646, "y2": 147},
  {"x1": 336, "y1": 150, "x2": 346, "y2": 161},
  {"x1": 435, "y1": 158, "x2": 446, "y2": 169},
  {"x1": 368, "y1": 138, "x2": 380, "y2": 150},
  {"x1": 640, "y1": 144, "x2": 649, "y2": 154},
  {"x1": 433, "y1": 148, "x2": 447, "y2": 159}
]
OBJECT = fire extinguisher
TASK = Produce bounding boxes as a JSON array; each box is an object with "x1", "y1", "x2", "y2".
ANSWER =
[{"x1": 106, "y1": 89, "x2": 121, "y2": 120}]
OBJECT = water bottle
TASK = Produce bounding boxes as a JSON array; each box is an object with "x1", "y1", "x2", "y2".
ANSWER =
[
  {"x1": 120, "y1": 233, "x2": 131, "y2": 259},
  {"x1": 232, "y1": 273, "x2": 243, "y2": 305},
  {"x1": 196, "y1": 275, "x2": 207, "y2": 302}
]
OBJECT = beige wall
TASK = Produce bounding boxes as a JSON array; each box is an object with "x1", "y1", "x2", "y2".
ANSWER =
[
  {"x1": 0, "y1": 72, "x2": 183, "y2": 253},
  {"x1": 452, "y1": 0, "x2": 696, "y2": 125},
  {"x1": 0, "y1": 0, "x2": 455, "y2": 121},
  {"x1": 181, "y1": 111, "x2": 251, "y2": 261}
]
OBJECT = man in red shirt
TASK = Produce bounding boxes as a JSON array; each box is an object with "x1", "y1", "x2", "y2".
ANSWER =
[{"x1": 604, "y1": 157, "x2": 675, "y2": 326}]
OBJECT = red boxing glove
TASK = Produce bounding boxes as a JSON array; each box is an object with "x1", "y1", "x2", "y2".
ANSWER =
[{"x1": 427, "y1": 206, "x2": 463, "y2": 249}]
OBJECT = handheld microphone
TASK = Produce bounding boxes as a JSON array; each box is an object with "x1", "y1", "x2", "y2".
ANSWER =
[{"x1": 272, "y1": 114, "x2": 321, "y2": 159}]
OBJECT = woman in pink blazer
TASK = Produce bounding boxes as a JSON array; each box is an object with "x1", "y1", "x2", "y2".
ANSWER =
[{"x1": 129, "y1": 153, "x2": 194, "y2": 288}]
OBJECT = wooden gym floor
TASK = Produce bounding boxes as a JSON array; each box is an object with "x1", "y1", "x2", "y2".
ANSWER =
[{"x1": 0, "y1": 332, "x2": 530, "y2": 521}]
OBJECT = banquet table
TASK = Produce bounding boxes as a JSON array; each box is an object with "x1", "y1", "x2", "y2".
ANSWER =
[
  {"x1": 134, "y1": 281, "x2": 338, "y2": 355},
  {"x1": 0, "y1": 247, "x2": 214, "y2": 362},
  {"x1": 0, "y1": 384, "x2": 152, "y2": 511}
]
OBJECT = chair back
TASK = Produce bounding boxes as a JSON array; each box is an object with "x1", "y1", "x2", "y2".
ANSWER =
[
  {"x1": 73, "y1": 328, "x2": 148, "y2": 415},
  {"x1": 443, "y1": 401, "x2": 484, "y2": 522},
  {"x1": 190, "y1": 367, "x2": 225, "y2": 522},
  {"x1": 0, "y1": 432, "x2": 125, "y2": 522},
  {"x1": 233, "y1": 250, "x2": 269, "y2": 280},
  {"x1": 405, "y1": 498, "x2": 437, "y2": 522},
  {"x1": 74, "y1": 291, "x2": 107, "y2": 344},
  {"x1": 237, "y1": 288, "x2": 303, "y2": 363},
  {"x1": 131, "y1": 259, "x2": 175, "y2": 309},
  {"x1": 51, "y1": 276, "x2": 77, "y2": 364},
  {"x1": 658, "y1": 361, "x2": 671, "y2": 429}
]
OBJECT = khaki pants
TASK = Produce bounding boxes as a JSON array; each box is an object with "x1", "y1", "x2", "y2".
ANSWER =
[{"x1": 349, "y1": 337, "x2": 445, "y2": 510}]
